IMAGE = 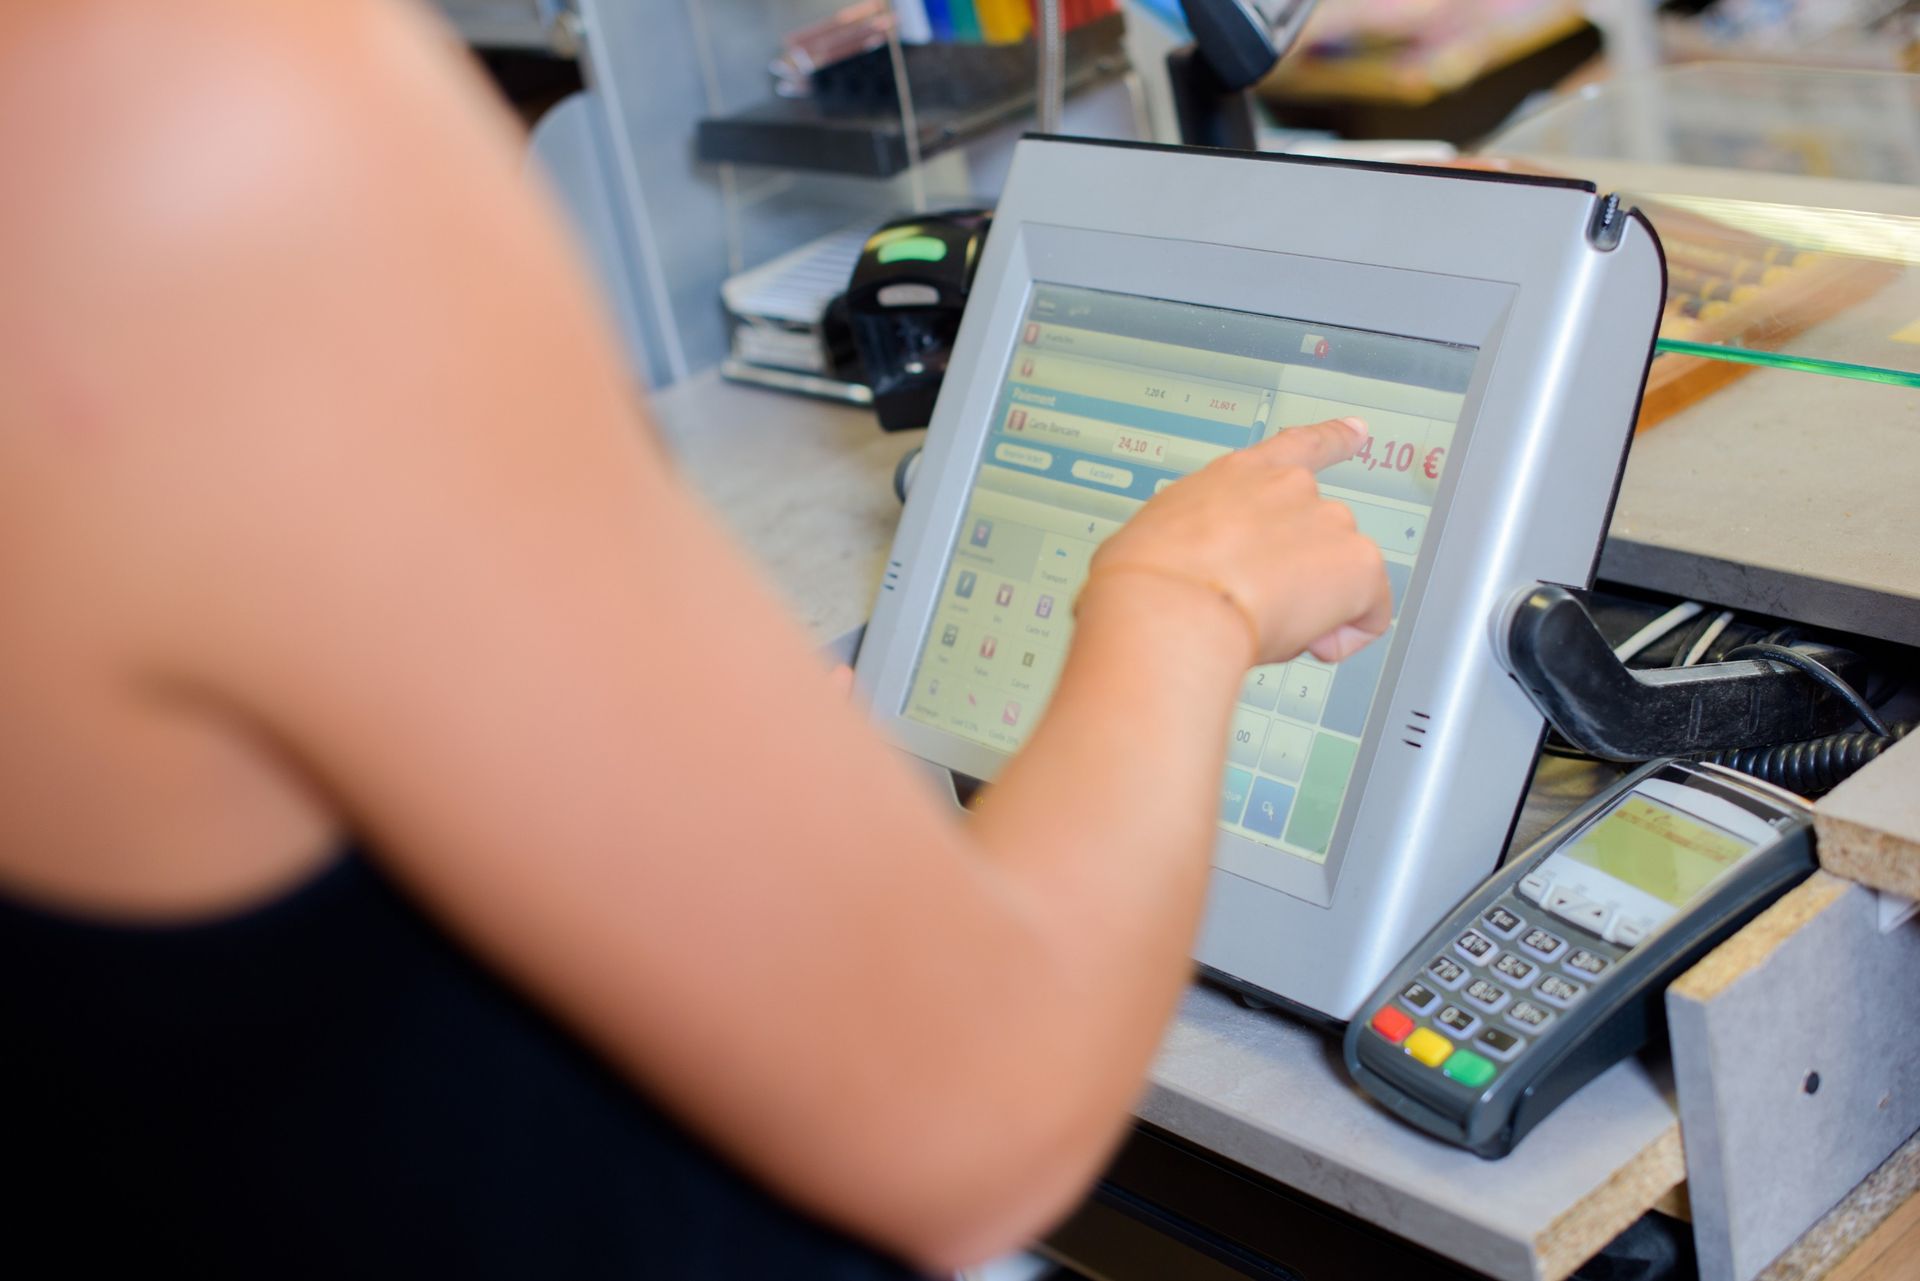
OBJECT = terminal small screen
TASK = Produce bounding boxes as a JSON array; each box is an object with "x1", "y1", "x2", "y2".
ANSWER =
[
  {"x1": 1561, "y1": 795, "x2": 1756, "y2": 912},
  {"x1": 902, "y1": 283, "x2": 1475, "y2": 883}
]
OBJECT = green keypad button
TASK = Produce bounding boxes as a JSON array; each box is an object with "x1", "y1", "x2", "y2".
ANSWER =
[{"x1": 1442, "y1": 1049, "x2": 1497, "y2": 1089}]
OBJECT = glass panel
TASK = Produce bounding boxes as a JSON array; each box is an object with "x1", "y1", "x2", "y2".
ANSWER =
[
  {"x1": 1633, "y1": 190, "x2": 1920, "y2": 406},
  {"x1": 1490, "y1": 64, "x2": 1920, "y2": 182},
  {"x1": 1484, "y1": 64, "x2": 1920, "y2": 394}
]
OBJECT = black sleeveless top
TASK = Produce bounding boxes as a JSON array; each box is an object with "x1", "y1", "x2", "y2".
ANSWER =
[{"x1": 0, "y1": 850, "x2": 923, "y2": 1279}]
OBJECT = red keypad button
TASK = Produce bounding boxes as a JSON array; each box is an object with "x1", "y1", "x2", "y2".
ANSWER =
[{"x1": 1370, "y1": 1005, "x2": 1415, "y2": 1045}]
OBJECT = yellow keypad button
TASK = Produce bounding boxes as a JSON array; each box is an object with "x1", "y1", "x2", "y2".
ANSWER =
[{"x1": 1405, "y1": 1027, "x2": 1453, "y2": 1068}]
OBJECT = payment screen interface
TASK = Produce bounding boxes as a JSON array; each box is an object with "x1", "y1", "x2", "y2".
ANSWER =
[
  {"x1": 1562, "y1": 795, "x2": 1755, "y2": 913},
  {"x1": 903, "y1": 283, "x2": 1474, "y2": 881}
]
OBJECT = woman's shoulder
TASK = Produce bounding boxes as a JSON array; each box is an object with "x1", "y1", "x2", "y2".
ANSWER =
[
  {"x1": 0, "y1": 0, "x2": 513, "y2": 253},
  {"x1": 0, "y1": 0, "x2": 476, "y2": 110},
  {"x1": 0, "y1": 0, "x2": 560, "y2": 670},
  {"x1": 1, "y1": 0, "x2": 444, "y2": 143},
  {"x1": 0, "y1": 0, "x2": 527, "y2": 473}
]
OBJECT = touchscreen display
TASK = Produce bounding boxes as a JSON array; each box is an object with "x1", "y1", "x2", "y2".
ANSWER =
[
  {"x1": 1563, "y1": 795, "x2": 1755, "y2": 910},
  {"x1": 902, "y1": 284, "x2": 1473, "y2": 872}
]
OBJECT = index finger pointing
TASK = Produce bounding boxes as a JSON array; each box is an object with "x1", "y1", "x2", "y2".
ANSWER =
[{"x1": 1246, "y1": 416, "x2": 1369, "y2": 473}]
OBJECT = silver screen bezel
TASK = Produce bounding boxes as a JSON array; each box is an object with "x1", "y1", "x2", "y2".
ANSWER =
[{"x1": 858, "y1": 222, "x2": 1516, "y2": 908}]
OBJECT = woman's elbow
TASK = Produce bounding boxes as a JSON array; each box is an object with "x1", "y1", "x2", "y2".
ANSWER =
[{"x1": 867, "y1": 1099, "x2": 1127, "y2": 1275}]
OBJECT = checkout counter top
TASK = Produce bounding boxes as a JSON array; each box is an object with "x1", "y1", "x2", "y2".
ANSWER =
[{"x1": 650, "y1": 370, "x2": 1681, "y2": 1281}]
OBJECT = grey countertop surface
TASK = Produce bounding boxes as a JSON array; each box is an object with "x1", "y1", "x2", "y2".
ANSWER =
[
  {"x1": 1143, "y1": 986, "x2": 1674, "y2": 1281},
  {"x1": 1139, "y1": 753, "x2": 1672, "y2": 1281},
  {"x1": 1602, "y1": 347, "x2": 1920, "y2": 649},
  {"x1": 651, "y1": 370, "x2": 1680, "y2": 1281}
]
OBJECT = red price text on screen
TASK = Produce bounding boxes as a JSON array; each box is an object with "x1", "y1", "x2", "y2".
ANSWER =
[{"x1": 1355, "y1": 437, "x2": 1445, "y2": 480}]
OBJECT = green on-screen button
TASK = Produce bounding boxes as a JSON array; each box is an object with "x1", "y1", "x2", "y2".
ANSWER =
[{"x1": 877, "y1": 235, "x2": 949, "y2": 265}]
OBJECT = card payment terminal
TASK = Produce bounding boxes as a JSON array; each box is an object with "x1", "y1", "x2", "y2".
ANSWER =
[{"x1": 1345, "y1": 759, "x2": 1814, "y2": 1157}]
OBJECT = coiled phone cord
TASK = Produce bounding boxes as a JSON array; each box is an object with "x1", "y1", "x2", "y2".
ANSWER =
[{"x1": 1701, "y1": 722, "x2": 1915, "y2": 798}]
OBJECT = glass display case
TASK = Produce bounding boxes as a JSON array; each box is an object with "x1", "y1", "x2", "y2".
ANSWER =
[
  {"x1": 1492, "y1": 64, "x2": 1920, "y2": 394},
  {"x1": 460, "y1": 0, "x2": 1146, "y2": 391},
  {"x1": 1482, "y1": 65, "x2": 1920, "y2": 647}
]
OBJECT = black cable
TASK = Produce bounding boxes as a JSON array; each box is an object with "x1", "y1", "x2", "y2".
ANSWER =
[
  {"x1": 1702, "y1": 723, "x2": 1915, "y2": 798},
  {"x1": 1700, "y1": 625, "x2": 1793, "y2": 664},
  {"x1": 1724, "y1": 642, "x2": 1891, "y2": 736}
]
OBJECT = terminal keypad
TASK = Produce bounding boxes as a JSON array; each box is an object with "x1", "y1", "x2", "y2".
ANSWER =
[
  {"x1": 1463, "y1": 978, "x2": 1509, "y2": 1013},
  {"x1": 1506, "y1": 1000, "x2": 1554, "y2": 1031},
  {"x1": 1475, "y1": 1027, "x2": 1525, "y2": 1062},
  {"x1": 1535, "y1": 974, "x2": 1587, "y2": 1008},
  {"x1": 1454, "y1": 930, "x2": 1496, "y2": 963},
  {"x1": 1367, "y1": 888, "x2": 1625, "y2": 1096},
  {"x1": 1519, "y1": 927, "x2": 1568, "y2": 962},
  {"x1": 1492, "y1": 952, "x2": 1537, "y2": 987},
  {"x1": 1565, "y1": 949, "x2": 1610, "y2": 977},
  {"x1": 1481, "y1": 905, "x2": 1524, "y2": 938}
]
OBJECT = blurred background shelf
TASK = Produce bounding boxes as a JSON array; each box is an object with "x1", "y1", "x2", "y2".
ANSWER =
[
  {"x1": 695, "y1": 13, "x2": 1134, "y2": 177},
  {"x1": 1257, "y1": 18, "x2": 1601, "y2": 145}
]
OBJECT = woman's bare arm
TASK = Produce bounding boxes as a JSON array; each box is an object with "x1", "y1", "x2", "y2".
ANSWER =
[{"x1": 0, "y1": 1, "x2": 1386, "y2": 1270}]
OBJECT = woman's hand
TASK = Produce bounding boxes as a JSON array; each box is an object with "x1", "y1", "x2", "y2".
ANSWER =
[{"x1": 1085, "y1": 416, "x2": 1392, "y2": 666}]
